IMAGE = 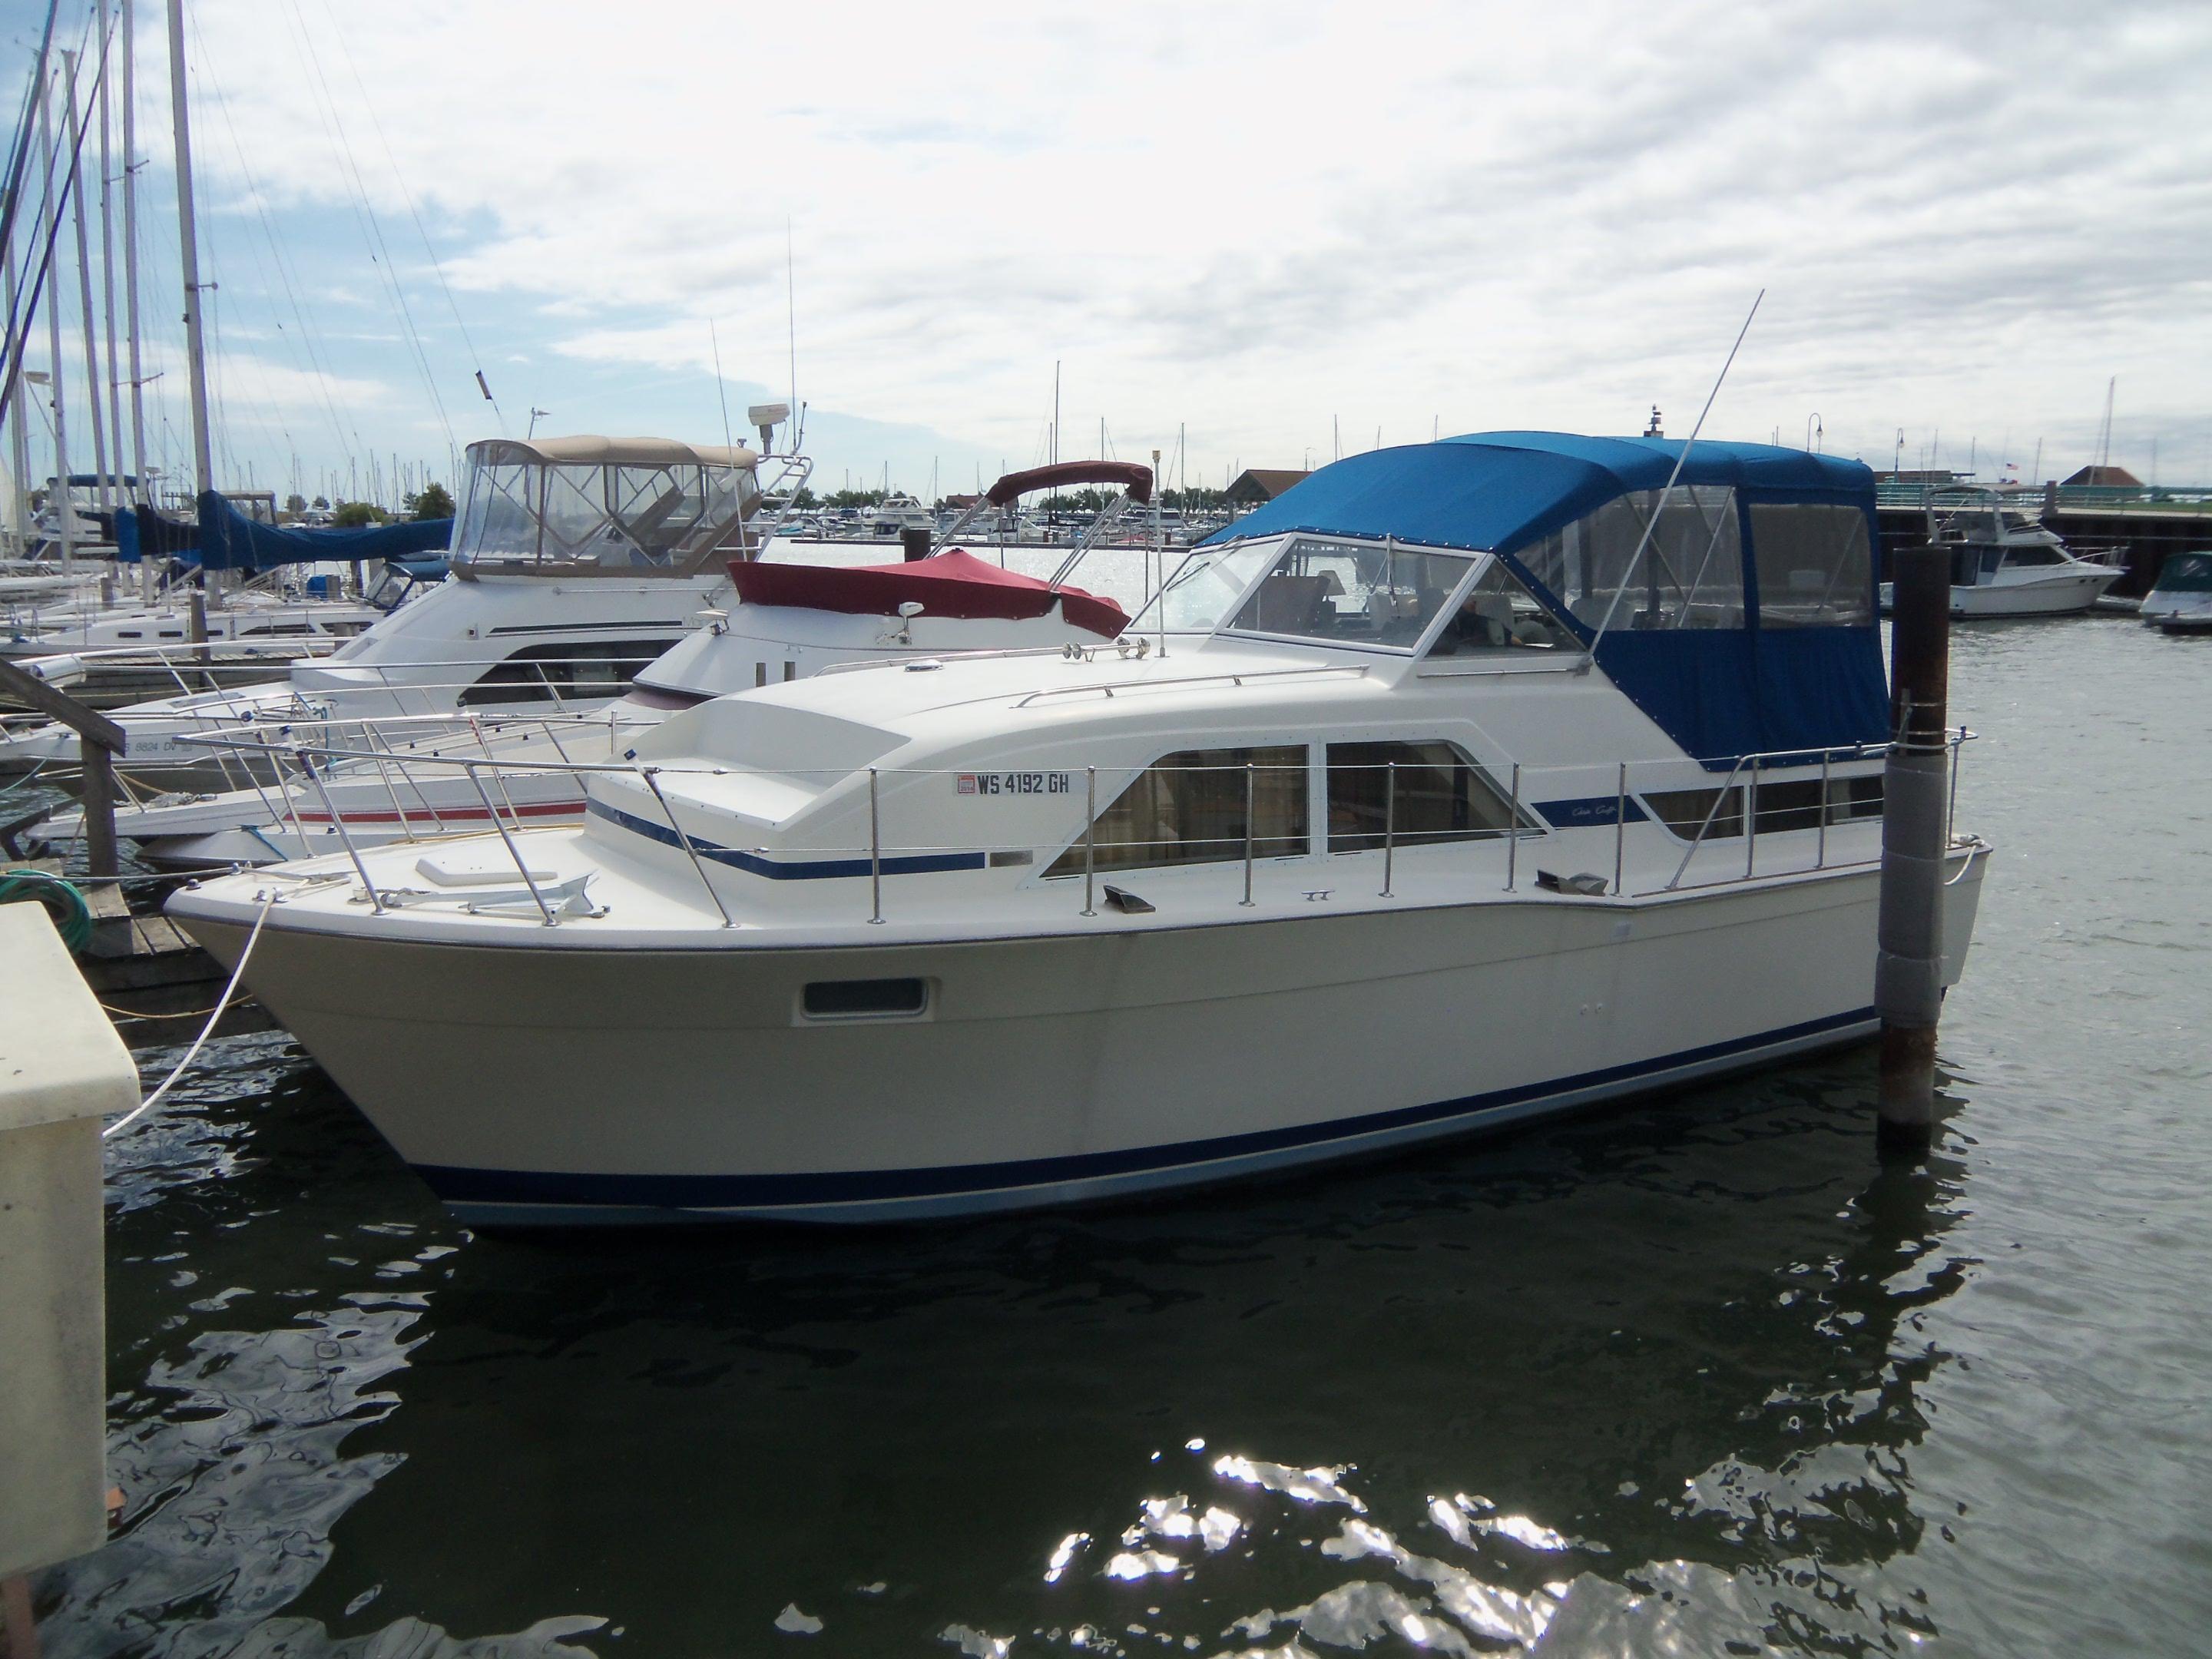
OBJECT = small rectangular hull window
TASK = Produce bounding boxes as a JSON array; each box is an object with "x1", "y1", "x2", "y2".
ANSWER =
[{"x1": 1046, "y1": 746, "x2": 1309, "y2": 877}]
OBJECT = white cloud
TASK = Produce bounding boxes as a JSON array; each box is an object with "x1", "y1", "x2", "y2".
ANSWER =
[{"x1": 82, "y1": 0, "x2": 2212, "y2": 487}]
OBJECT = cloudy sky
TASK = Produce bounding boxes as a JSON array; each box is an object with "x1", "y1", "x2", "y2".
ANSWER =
[{"x1": 6, "y1": 0, "x2": 2210, "y2": 504}]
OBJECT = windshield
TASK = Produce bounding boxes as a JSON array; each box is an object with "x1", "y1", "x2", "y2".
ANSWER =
[
  {"x1": 1129, "y1": 540, "x2": 1281, "y2": 633},
  {"x1": 1225, "y1": 536, "x2": 1474, "y2": 650}
]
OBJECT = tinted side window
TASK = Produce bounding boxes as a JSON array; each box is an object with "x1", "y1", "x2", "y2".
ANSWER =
[
  {"x1": 459, "y1": 638, "x2": 680, "y2": 707},
  {"x1": 1326, "y1": 740, "x2": 1525, "y2": 852},
  {"x1": 1045, "y1": 746, "x2": 1308, "y2": 876}
]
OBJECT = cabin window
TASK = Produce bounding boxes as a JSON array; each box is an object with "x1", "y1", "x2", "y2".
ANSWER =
[
  {"x1": 1515, "y1": 486, "x2": 1743, "y2": 631},
  {"x1": 459, "y1": 638, "x2": 680, "y2": 707},
  {"x1": 1750, "y1": 505, "x2": 1873, "y2": 626},
  {"x1": 2001, "y1": 545, "x2": 2066, "y2": 568},
  {"x1": 117, "y1": 629, "x2": 141, "y2": 638},
  {"x1": 1642, "y1": 773, "x2": 1883, "y2": 841},
  {"x1": 1326, "y1": 740, "x2": 1527, "y2": 852},
  {"x1": 1422, "y1": 561, "x2": 1581, "y2": 657},
  {"x1": 1226, "y1": 537, "x2": 1472, "y2": 650},
  {"x1": 1045, "y1": 745, "x2": 1308, "y2": 876}
]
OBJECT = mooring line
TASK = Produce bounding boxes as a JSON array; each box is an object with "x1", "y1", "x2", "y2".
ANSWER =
[{"x1": 104, "y1": 890, "x2": 276, "y2": 1141}]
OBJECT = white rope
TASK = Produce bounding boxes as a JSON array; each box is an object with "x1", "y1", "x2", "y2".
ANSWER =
[{"x1": 102, "y1": 889, "x2": 275, "y2": 1140}]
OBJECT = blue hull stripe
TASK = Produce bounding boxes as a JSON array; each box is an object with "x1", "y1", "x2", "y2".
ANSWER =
[
  {"x1": 588, "y1": 797, "x2": 988, "y2": 880},
  {"x1": 414, "y1": 1005, "x2": 1875, "y2": 1212}
]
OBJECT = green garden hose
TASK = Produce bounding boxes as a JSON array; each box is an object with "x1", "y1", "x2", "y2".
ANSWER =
[{"x1": 0, "y1": 866, "x2": 94, "y2": 954}]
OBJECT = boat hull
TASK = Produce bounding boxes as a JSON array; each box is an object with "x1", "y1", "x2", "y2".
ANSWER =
[
  {"x1": 176, "y1": 852, "x2": 1988, "y2": 1224},
  {"x1": 1950, "y1": 569, "x2": 2119, "y2": 618}
]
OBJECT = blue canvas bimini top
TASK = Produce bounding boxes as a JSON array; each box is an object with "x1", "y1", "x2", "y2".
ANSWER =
[
  {"x1": 1198, "y1": 433, "x2": 1890, "y2": 769},
  {"x1": 1198, "y1": 432, "x2": 1876, "y2": 558}
]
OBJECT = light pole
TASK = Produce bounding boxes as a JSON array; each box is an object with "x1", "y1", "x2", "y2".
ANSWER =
[{"x1": 1805, "y1": 413, "x2": 1823, "y2": 453}]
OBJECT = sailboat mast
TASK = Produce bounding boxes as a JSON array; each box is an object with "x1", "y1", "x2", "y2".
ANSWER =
[
  {"x1": 4, "y1": 239, "x2": 32, "y2": 552},
  {"x1": 165, "y1": 0, "x2": 214, "y2": 503},
  {"x1": 121, "y1": 0, "x2": 146, "y2": 505},
  {"x1": 98, "y1": 0, "x2": 125, "y2": 518},
  {"x1": 64, "y1": 50, "x2": 113, "y2": 523},
  {"x1": 39, "y1": 71, "x2": 73, "y2": 570}
]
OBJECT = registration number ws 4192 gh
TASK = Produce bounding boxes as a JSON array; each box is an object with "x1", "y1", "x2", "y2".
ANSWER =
[{"x1": 955, "y1": 771, "x2": 1071, "y2": 796}]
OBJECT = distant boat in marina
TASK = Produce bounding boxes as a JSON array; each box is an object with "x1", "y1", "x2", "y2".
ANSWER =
[
  {"x1": 2140, "y1": 548, "x2": 2212, "y2": 633},
  {"x1": 1880, "y1": 491, "x2": 2123, "y2": 619}
]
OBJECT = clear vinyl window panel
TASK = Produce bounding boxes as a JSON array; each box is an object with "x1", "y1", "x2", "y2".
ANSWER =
[
  {"x1": 1045, "y1": 746, "x2": 1309, "y2": 877},
  {"x1": 1326, "y1": 740, "x2": 1527, "y2": 853},
  {"x1": 1423, "y1": 560, "x2": 1582, "y2": 657},
  {"x1": 1750, "y1": 505, "x2": 1874, "y2": 626},
  {"x1": 1515, "y1": 486, "x2": 1743, "y2": 631},
  {"x1": 1227, "y1": 538, "x2": 1474, "y2": 649},
  {"x1": 452, "y1": 461, "x2": 759, "y2": 570}
]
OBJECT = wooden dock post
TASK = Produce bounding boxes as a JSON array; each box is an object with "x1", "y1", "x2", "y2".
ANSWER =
[
  {"x1": 1876, "y1": 544, "x2": 1951, "y2": 1156},
  {"x1": 0, "y1": 661, "x2": 127, "y2": 879}
]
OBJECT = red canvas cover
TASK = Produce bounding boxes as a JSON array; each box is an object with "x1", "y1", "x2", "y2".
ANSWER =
[{"x1": 728, "y1": 548, "x2": 1128, "y2": 638}]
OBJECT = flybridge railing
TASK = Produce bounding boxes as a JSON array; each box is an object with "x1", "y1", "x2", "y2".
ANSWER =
[{"x1": 180, "y1": 722, "x2": 1980, "y2": 929}]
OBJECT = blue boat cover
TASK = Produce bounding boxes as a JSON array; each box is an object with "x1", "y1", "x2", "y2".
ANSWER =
[
  {"x1": 114, "y1": 498, "x2": 455, "y2": 568},
  {"x1": 1198, "y1": 433, "x2": 1889, "y2": 768},
  {"x1": 192, "y1": 492, "x2": 452, "y2": 571}
]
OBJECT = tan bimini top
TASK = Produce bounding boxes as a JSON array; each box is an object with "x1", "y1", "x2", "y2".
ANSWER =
[{"x1": 464, "y1": 435, "x2": 760, "y2": 471}]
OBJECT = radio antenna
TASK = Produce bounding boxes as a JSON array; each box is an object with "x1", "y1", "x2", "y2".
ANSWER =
[
  {"x1": 785, "y1": 219, "x2": 799, "y2": 445},
  {"x1": 1588, "y1": 287, "x2": 1764, "y2": 651}
]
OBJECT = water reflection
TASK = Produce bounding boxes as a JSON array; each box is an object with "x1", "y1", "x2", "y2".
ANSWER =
[{"x1": 41, "y1": 1032, "x2": 1977, "y2": 1658}]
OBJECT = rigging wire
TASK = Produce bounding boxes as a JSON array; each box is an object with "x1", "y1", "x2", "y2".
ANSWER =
[
  {"x1": 271, "y1": 1, "x2": 455, "y2": 457},
  {"x1": 315, "y1": 0, "x2": 502, "y2": 436},
  {"x1": 180, "y1": 12, "x2": 359, "y2": 469},
  {"x1": 0, "y1": 13, "x2": 102, "y2": 435}
]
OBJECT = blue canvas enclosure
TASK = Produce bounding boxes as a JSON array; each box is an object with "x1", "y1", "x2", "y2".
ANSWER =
[
  {"x1": 191, "y1": 492, "x2": 452, "y2": 571},
  {"x1": 1200, "y1": 433, "x2": 1889, "y2": 768},
  {"x1": 115, "y1": 498, "x2": 451, "y2": 568}
]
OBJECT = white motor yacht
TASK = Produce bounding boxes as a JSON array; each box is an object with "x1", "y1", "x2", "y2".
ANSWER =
[
  {"x1": 0, "y1": 434, "x2": 795, "y2": 780},
  {"x1": 1880, "y1": 493, "x2": 2123, "y2": 618},
  {"x1": 170, "y1": 433, "x2": 1991, "y2": 1227},
  {"x1": 78, "y1": 462, "x2": 1155, "y2": 866}
]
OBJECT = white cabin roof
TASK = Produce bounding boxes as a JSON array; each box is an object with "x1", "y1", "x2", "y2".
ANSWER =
[{"x1": 465, "y1": 435, "x2": 759, "y2": 470}]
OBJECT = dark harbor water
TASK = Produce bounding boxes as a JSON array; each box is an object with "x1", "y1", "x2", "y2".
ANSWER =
[{"x1": 38, "y1": 616, "x2": 2212, "y2": 1657}]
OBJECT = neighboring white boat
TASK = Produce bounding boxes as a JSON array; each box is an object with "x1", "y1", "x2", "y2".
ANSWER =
[
  {"x1": 1881, "y1": 494, "x2": 2123, "y2": 618},
  {"x1": 2140, "y1": 548, "x2": 2212, "y2": 629},
  {"x1": 2, "y1": 582, "x2": 383, "y2": 663},
  {"x1": 0, "y1": 434, "x2": 793, "y2": 777},
  {"x1": 863, "y1": 493, "x2": 932, "y2": 538},
  {"x1": 60, "y1": 463, "x2": 1155, "y2": 866},
  {"x1": 169, "y1": 433, "x2": 1991, "y2": 1227}
]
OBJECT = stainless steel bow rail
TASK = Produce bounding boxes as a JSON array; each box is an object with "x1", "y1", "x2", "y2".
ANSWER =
[{"x1": 173, "y1": 720, "x2": 1980, "y2": 929}]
